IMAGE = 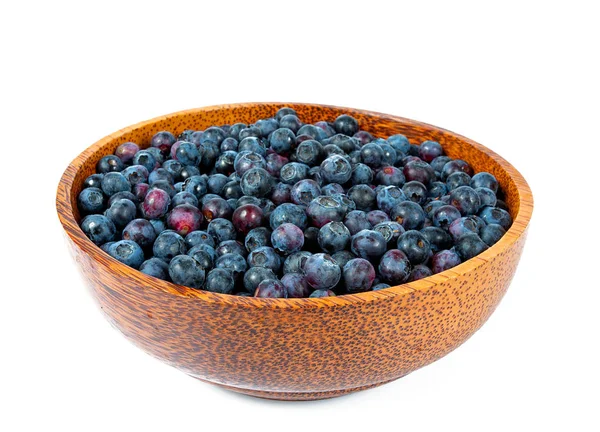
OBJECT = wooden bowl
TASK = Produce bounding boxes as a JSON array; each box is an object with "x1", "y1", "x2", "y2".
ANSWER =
[{"x1": 56, "y1": 103, "x2": 533, "y2": 401}]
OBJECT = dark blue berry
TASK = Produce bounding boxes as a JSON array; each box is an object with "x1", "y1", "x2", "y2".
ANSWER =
[{"x1": 80, "y1": 214, "x2": 116, "y2": 245}]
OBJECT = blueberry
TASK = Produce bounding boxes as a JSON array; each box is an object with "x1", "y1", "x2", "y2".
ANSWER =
[
  {"x1": 280, "y1": 162, "x2": 310, "y2": 185},
  {"x1": 83, "y1": 173, "x2": 104, "y2": 189},
  {"x1": 455, "y1": 233, "x2": 489, "y2": 260},
  {"x1": 373, "y1": 221, "x2": 405, "y2": 246},
  {"x1": 276, "y1": 107, "x2": 297, "y2": 121},
  {"x1": 238, "y1": 136, "x2": 267, "y2": 156},
  {"x1": 172, "y1": 191, "x2": 199, "y2": 208},
  {"x1": 309, "y1": 289, "x2": 336, "y2": 298},
  {"x1": 149, "y1": 180, "x2": 176, "y2": 198},
  {"x1": 360, "y1": 143, "x2": 384, "y2": 168},
  {"x1": 234, "y1": 152, "x2": 266, "y2": 176},
  {"x1": 199, "y1": 143, "x2": 220, "y2": 170},
  {"x1": 330, "y1": 193, "x2": 356, "y2": 213},
  {"x1": 240, "y1": 167, "x2": 272, "y2": 197},
  {"x1": 185, "y1": 230, "x2": 215, "y2": 249},
  {"x1": 200, "y1": 126, "x2": 226, "y2": 145},
  {"x1": 418, "y1": 140, "x2": 443, "y2": 162},
  {"x1": 283, "y1": 251, "x2": 312, "y2": 274},
  {"x1": 390, "y1": 201, "x2": 426, "y2": 230},
  {"x1": 446, "y1": 171, "x2": 472, "y2": 191},
  {"x1": 132, "y1": 150, "x2": 157, "y2": 173},
  {"x1": 104, "y1": 198, "x2": 137, "y2": 229},
  {"x1": 108, "y1": 240, "x2": 145, "y2": 269},
  {"x1": 448, "y1": 216, "x2": 479, "y2": 241},
  {"x1": 214, "y1": 150, "x2": 237, "y2": 175},
  {"x1": 352, "y1": 130, "x2": 374, "y2": 145},
  {"x1": 372, "y1": 283, "x2": 391, "y2": 291},
  {"x1": 255, "y1": 279, "x2": 286, "y2": 298},
  {"x1": 350, "y1": 229, "x2": 387, "y2": 260},
  {"x1": 108, "y1": 190, "x2": 139, "y2": 206},
  {"x1": 148, "y1": 168, "x2": 174, "y2": 185},
  {"x1": 290, "y1": 179, "x2": 321, "y2": 206},
  {"x1": 232, "y1": 204, "x2": 264, "y2": 234},
  {"x1": 403, "y1": 160, "x2": 436, "y2": 186},
  {"x1": 204, "y1": 268, "x2": 235, "y2": 294},
  {"x1": 140, "y1": 258, "x2": 169, "y2": 280},
  {"x1": 475, "y1": 187, "x2": 497, "y2": 208},
  {"x1": 430, "y1": 156, "x2": 453, "y2": 173},
  {"x1": 101, "y1": 172, "x2": 130, "y2": 196},
  {"x1": 431, "y1": 249, "x2": 462, "y2": 273},
  {"x1": 279, "y1": 114, "x2": 302, "y2": 133},
  {"x1": 366, "y1": 210, "x2": 389, "y2": 226},
  {"x1": 270, "y1": 203, "x2": 308, "y2": 230},
  {"x1": 420, "y1": 226, "x2": 453, "y2": 253},
  {"x1": 303, "y1": 253, "x2": 341, "y2": 290},
  {"x1": 344, "y1": 210, "x2": 372, "y2": 235},
  {"x1": 377, "y1": 185, "x2": 407, "y2": 214},
  {"x1": 78, "y1": 187, "x2": 105, "y2": 214},
  {"x1": 302, "y1": 226, "x2": 320, "y2": 252},
  {"x1": 153, "y1": 231, "x2": 186, "y2": 261},
  {"x1": 314, "y1": 121, "x2": 336, "y2": 138},
  {"x1": 432, "y1": 204, "x2": 462, "y2": 229},
  {"x1": 114, "y1": 142, "x2": 140, "y2": 164},
  {"x1": 228, "y1": 123, "x2": 247, "y2": 139},
  {"x1": 222, "y1": 181, "x2": 243, "y2": 199},
  {"x1": 207, "y1": 218, "x2": 237, "y2": 243},
  {"x1": 269, "y1": 128, "x2": 296, "y2": 154},
  {"x1": 318, "y1": 221, "x2": 351, "y2": 253},
  {"x1": 265, "y1": 153, "x2": 289, "y2": 177},
  {"x1": 427, "y1": 181, "x2": 448, "y2": 199},
  {"x1": 270, "y1": 182, "x2": 292, "y2": 205},
  {"x1": 215, "y1": 253, "x2": 247, "y2": 279},
  {"x1": 402, "y1": 181, "x2": 428, "y2": 206},
  {"x1": 480, "y1": 223, "x2": 506, "y2": 246},
  {"x1": 281, "y1": 273, "x2": 311, "y2": 298},
  {"x1": 255, "y1": 118, "x2": 279, "y2": 137},
  {"x1": 80, "y1": 214, "x2": 116, "y2": 245},
  {"x1": 183, "y1": 175, "x2": 208, "y2": 199},
  {"x1": 320, "y1": 155, "x2": 352, "y2": 184},
  {"x1": 408, "y1": 264, "x2": 433, "y2": 281},
  {"x1": 271, "y1": 223, "x2": 304, "y2": 255},
  {"x1": 122, "y1": 165, "x2": 149, "y2": 186},
  {"x1": 333, "y1": 114, "x2": 359, "y2": 136},
  {"x1": 379, "y1": 143, "x2": 398, "y2": 166},
  {"x1": 295, "y1": 140, "x2": 323, "y2": 166},
  {"x1": 307, "y1": 195, "x2": 346, "y2": 228},
  {"x1": 179, "y1": 165, "x2": 200, "y2": 181},
  {"x1": 343, "y1": 258, "x2": 376, "y2": 293},
  {"x1": 245, "y1": 227, "x2": 272, "y2": 252},
  {"x1": 375, "y1": 166, "x2": 405, "y2": 186},
  {"x1": 215, "y1": 240, "x2": 247, "y2": 258},
  {"x1": 387, "y1": 134, "x2": 411, "y2": 155},
  {"x1": 96, "y1": 155, "x2": 124, "y2": 174},
  {"x1": 449, "y1": 186, "x2": 481, "y2": 216},
  {"x1": 378, "y1": 249, "x2": 411, "y2": 284},
  {"x1": 238, "y1": 126, "x2": 262, "y2": 141},
  {"x1": 243, "y1": 266, "x2": 277, "y2": 293},
  {"x1": 202, "y1": 197, "x2": 233, "y2": 222},
  {"x1": 150, "y1": 131, "x2": 176, "y2": 157},
  {"x1": 322, "y1": 183, "x2": 345, "y2": 196},
  {"x1": 122, "y1": 219, "x2": 157, "y2": 248},
  {"x1": 397, "y1": 230, "x2": 431, "y2": 265},
  {"x1": 148, "y1": 219, "x2": 166, "y2": 236},
  {"x1": 441, "y1": 159, "x2": 473, "y2": 180},
  {"x1": 168, "y1": 255, "x2": 205, "y2": 288},
  {"x1": 348, "y1": 184, "x2": 376, "y2": 211},
  {"x1": 331, "y1": 250, "x2": 356, "y2": 269},
  {"x1": 479, "y1": 206, "x2": 512, "y2": 230},
  {"x1": 351, "y1": 163, "x2": 373, "y2": 185},
  {"x1": 220, "y1": 137, "x2": 239, "y2": 152},
  {"x1": 471, "y1": 172, "x2": 499, "y2": 193},
  {"x1": 188, "y1": 244, "x2": 216, "y2": 263}
]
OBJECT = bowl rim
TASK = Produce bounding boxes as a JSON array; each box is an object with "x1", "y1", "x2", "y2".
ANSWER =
[{"x1": 56, "y1": 102, "x2": 533, "y2": 308}]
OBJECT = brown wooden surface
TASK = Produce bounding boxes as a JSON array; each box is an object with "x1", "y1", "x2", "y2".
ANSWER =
[{"x1": 56, "y1": 103, "x2": 534, "y2": 400}]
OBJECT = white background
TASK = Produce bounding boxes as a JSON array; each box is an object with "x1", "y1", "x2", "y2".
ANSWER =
[{"x1": 1, "y1": 1, "x2": 598, "y2": 431}]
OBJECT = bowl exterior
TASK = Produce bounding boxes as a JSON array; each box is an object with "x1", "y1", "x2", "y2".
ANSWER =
[{"x1": 57, "y1": 103, "x2": 532, "y2": 400}]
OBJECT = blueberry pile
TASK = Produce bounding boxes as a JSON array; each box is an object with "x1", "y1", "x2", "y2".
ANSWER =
[{"x1": 78, "y1": 108, "x2": 512, "y2": 298}]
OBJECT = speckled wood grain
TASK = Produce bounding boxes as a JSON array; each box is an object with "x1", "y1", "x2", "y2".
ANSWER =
[{"x1": 57, "y1": 103, "x2": 533, "y2": 400}]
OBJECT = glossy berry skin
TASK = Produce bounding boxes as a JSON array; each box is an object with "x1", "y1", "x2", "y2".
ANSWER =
[
  {"x1": 366, "y1": 210, "x2": 389, "y2": 226},
  {"x1": 122, "y1": 165, "x2": 149, "y2": 186},
  {"x1": 207, "y1": 218, "x2": 237, "y2": 243},
  {"x1": 220, "y1": 137, "x2": 239, "y2": 152},
  {"x1": 290, "y1": 179, "x2": 321, "y2": 206},
  {"x1": 378, "y1": 249, "x2": 411, "y2": 284},
  {"x1": 420, "y1": 226, "x2": 453, "y2": 253},
  {"x1": 150, "y1": 131, "x2": 176, "y2": 157},
  {"x1": 471, "y1": 172, "x2": 499, "y2": 193},
  {"x1": 83, "y1": 173, "x2": 104, "y2": 189},
  {"x1": 309, "y1": 289, "x2": 336, "y2": 298},
  {"x1": 246, "y1": 246, "x2": 281, "y2": 273},
  {"x1": 172, "y1": 191, "x2": 199, "y2": 208},
  {"x1": 403, "y1": 160, "x2": 436, "y2": 185},
  {"x1": 376, "y1": 166, "x2": 405, "y2": 187},
  {"x1": 78, "y1": 187, "x2": 105, "y2": 214},
  {"x1": 427, "y1": 181, "x2": 448, "y2": 199},
  {"x1": 214, "y1": 150, "x2": 237, "y2": 175},
  {"x1": 450, "y1": 186, "x2": 481, "y2": 216},
  {"x1": 101, "y1": 172, "x2": 130, "y2": 196},
  {"x1": 441, "y1": 159, "x2": 473, "y2": 180},
  {"x1": 402, "y1": 181, "x2": 428, "y2": 206},
  {"x1": 379, "y1": 143, "x2": 397, "y2": 166},
  {"x1": 123, "y1": 219, "x2": 157, "y2": 248},
  {"x1": 432, "y1": 205, "x2": 462, "y2": 229},
  {"x1": 333, "y1": 114, "x2": 359, "y2": 136},
  {"x1": 244, "y1": 227, "x2": 271, "y2": 252},
  {"x1": 331, "y1": 250, "x2": 356, "y2": 269},
  {"x1": 343, "y1": 258, "x2": 376, "y2": 293},
  {"x1": 215, "y1": 253, "x2": 247, "y2": 280},
  {"x1": 320, "y1": 155, "x2": 352, "y2": 184},
  {"x1": 446, "y1": 171, "x2": 471, "y2": 192},
  {"x1": 418, "y1": 140, "x2": 443, "y2": 162},
  {"x1": 107, "y1": 240, "x2": 145, "y2": 269},
  {"x1": 81, "y1": 214, "x2": 116, "y2": 246},
  {"x1": 475, "y1": 187, "x2": 497, "y2": 208},
  {"x1": 104, "y1": 199, "x2": 137, "y2": 229},
  {"x1": 185, "y1": 230, "x2": 215, "y2": 249},
  {"x1": 348, "y1": 184, "x2": 376, "y2": 211},
  {"x1": 166, "y1": 204, "x2": 203, "y2": 236},
  {"x1": 114, "y1": 142, "x2": 140, "y2": 164},
  {"x1": 296, "y1": 140, "x2": 323, "y2": 166},
  {"x1": 97, "y1": 155, "x2": 124, "y2": 174},
  {"x1": 240, "y1": 167, "x2": 271, "y2": 197},
  {"x1": 279, "y1": 114, "x2": 302, "y2": 134},
  {"x1": 431, "y1": 249, "x2": 461, "y2": 274},
  {"x1": 448, "y1": 217, "x2": 479, "y2": 241},
  {"x1": 387, "y1": 134, "x2": 411, "y2": 155},
  {"x1": 254, "y1": 279, "x2": 286, "y2": 298},
  {"x1": 430, "y1": 156, "x2": 453, "y2": 173},
  {"x1": 455, "y1": 233, "x2": 489, "y2": 260},
  {"x1": 331, "y1": 193, "x2": 356, "y2": 214},
  {"x1": 280, "y1": 162, "x2": 309, "y2": 185},
  {"x1": 303, "y1": 253, "x2": 341, "y2": 290},
  {"x1": 307, "y1": 196, "x2": 346, "y2": 228},
  {"x1": 350, "y1": 229, "x2": 387, "y2": 261},
  {"x1": 202, "y1": 197, "x2": 233, "y2": 222},
  {"x1": 216, "y1": 240, "x2": 247, "y2": 258},
  {"x1": 344, "y1": 210, "x2": 371, "y2": 235},
  {"x1": 204, "y1": 268, "x2": 235, "y2": 294},
  {"x1": 314, "y1": 121, "x2": 336, "y2": 138},
  {"x1": 148, "y1": 219, "x2": 166, "y2": 236},
  {"x1": 408, "y1": 264, "x2": 433, "y2": 281},
  {"x1": 322, "y1": 183, "x2": 345, "y2": 196},
  {"x1": 281, "y1": 273, "x2": 311, "y2": 298},
  {"x1": 139, "y1": 188, "x2": 169, "y2": 219},
  {"x1": 271, "y1": 223, "x2": 304, "y2": 255},
  {"x1": 168, "y1": 255, "x2": 205, "y2": 289},
  {"x1": 232, "y1": 204, "x2": 263, "y2": 234},
  {"x1": 269, "y1": 128, "x2": 296, "y2": 155},
  {"x1": 479, "y1": 206, "x2": 512, "y2": 230},
  {"x1": 390, "y1": 201, "x2": 426, "y2": 230},
  {"x1": 107, "y1": 190, "x2": 138, "y2": 206},
  {"x1": 152, "y1": 231, "x2": 186, "y2": 261},
  {"x1": 132, "y1": 150, "x2": 157, "y2": 173},
  {"x1": 234, "y1": 152, "x2": 266, "y2": 176},
  {"x1": 351, "y1": 163, "x2": 373, "y2": 185},
  {"x1": 270, "y1": 182, "x2": 292, "y2": 205},
  {"x1": 373, "y1": 221, "x2": 405, "y2": 246},
  {"x1": 269, "y1": 203, "x2": 308, "y2": 230},
  {"x1": 317, "y1": 222, "x2": 351, "y2": 254},
  {"x1": 397, "y1": 230, "x2": 431, "y2": 265},
  {"x1": 480, "y1": 223, "x2": 506, "y2": 246},
  {"x1": 372, "y1": 283, "x2": 391, "y2": 291},
  {"x1": 139, "y1": 258, "x2": 169, "y2": 280},
  {"x1": 243, "y1": 267, "x2": 277, "y2": 293},
  {"x1": 377, "y1": 186, "x2": 407, "y2": 214},
  {"x1": 179, "y1": 165, "x2": 200, "y2": 181},
  {"x1": 282, "y1": 251, "x2": 311, "y2": 275},
  {"x1": 265, "y1": 153, "x2": 289, "y2": 178},
  {"x1": 150, "y1": 180, "x2": 176, "y2": 198},
  {"x1": 183, "y1": 175, "x2": 208, "y2": 199}
]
